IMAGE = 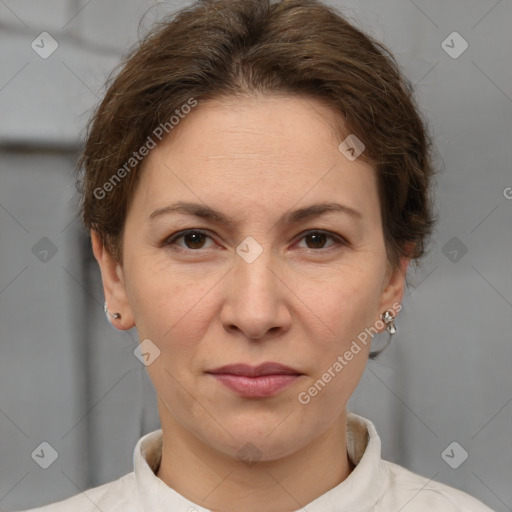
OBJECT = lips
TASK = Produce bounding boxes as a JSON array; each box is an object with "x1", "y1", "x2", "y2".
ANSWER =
[
  {"x1": 206, "y1": 362, "x2": 303, "y2": 398},
  {"x1": 206, "y1": 362, "x2": 302, "y2": 377}
]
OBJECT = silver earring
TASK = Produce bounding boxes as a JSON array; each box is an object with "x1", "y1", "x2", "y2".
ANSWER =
[
  {"x1": 382, "y1": 310, "x2": 396, "y2": 334},
  {"x1": 104, "y1": 301, "x2": 121, "y2": 321},
  {"x1": 369, "y1": 309, "x2": 397, "y2": 359}
]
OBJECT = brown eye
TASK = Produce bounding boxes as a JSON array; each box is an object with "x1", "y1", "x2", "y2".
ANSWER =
[
  {"x1": 296, "y1": 230, "x2": 344, "y2": 250},
  {"x1": 164, "y1": 230, "x2": 214, "y2": 250},
  {"x1": 305, "y1": 232, "x2": 329, "y2": 249},
  {"x1": 182, "y1": 232, "x2": 208, "y2": 249}
]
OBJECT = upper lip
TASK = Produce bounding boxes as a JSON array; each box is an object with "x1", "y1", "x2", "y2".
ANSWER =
[{"x1": 206, "y1": 362, "x2": 302, "y2": 377}]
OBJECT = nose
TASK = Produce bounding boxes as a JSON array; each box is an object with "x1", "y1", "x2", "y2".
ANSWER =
[{"x1": 219, "y1": 244, "x2": 292, "y2": 341}]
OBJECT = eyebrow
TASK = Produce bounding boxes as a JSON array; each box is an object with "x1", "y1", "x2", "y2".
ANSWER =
[{"x1": 149, "y1": 201, "x2": 363, "y2": 227}]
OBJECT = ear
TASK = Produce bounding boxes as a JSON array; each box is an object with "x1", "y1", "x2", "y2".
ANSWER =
[
  {"x1": 91, "y1": 230, "x2": 135, "y2": 330},
  {"x1": 375, "y1": 243, "x2": 414, "y2": 331}
]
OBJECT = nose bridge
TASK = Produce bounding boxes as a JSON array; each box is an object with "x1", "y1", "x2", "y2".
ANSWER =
[
  {"x1": 234, "y1": 236, "x2": 277, "y2": 302},
  {"x1": 222, "y1": 236, "x2": 287, "y2": 338}
]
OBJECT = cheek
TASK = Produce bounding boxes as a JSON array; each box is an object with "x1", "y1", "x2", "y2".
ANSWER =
[
  {"x1": 125, "y1": 252, "x2": 215, "y2": 339},
  {"x1": 292, "y1": 264, "x2": 380, "y2": 401},
  {"x1": 295, "y1": 279, "x2": 374, "y2": 422},
  {"x1": 299, "y1": 264, "x2": 382, "y2": 344}
]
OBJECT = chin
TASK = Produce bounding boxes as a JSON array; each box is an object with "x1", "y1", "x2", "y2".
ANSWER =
[{"x1": 196, "y1": 413, "x2": 312, "y2": 462}]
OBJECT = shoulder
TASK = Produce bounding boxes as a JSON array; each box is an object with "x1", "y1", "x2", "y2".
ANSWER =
[
  {"x1": 378, "y1": 460, "x2": 495, "y2": 511},
  {"x1": 14, "y1": 472, "x2": 140, "y2": 512}
]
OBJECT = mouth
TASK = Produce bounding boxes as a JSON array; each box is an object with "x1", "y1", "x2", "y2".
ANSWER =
[
  {"x1": 205, "y1": 362, "x2": 304, "y2": 398},
  {"x1": 207, "y1": 362, "x2": 302, "y2": 377}
]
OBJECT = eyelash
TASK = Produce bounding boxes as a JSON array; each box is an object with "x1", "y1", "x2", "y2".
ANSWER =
[{"x1": 162, "y1": 229, "x2": 347, "y2": 253}]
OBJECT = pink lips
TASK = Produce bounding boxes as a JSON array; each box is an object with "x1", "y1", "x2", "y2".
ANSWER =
[{"x1": 206, "y1": 362, "x2": 303, "y2": 398}]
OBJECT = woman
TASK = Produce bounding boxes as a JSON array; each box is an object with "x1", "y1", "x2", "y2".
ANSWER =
[{"x1": 18, "y1": 0, "x2": 494, "y2": 510}]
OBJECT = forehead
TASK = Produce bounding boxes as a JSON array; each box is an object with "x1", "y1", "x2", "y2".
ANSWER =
[{"x1": 131, "y1": 95, "x2": 379, "y2": 222}]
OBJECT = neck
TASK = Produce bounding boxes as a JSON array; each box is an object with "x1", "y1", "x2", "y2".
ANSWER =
[{"x1": 155, "y1": 407, "x2": 354, "y2": 512}]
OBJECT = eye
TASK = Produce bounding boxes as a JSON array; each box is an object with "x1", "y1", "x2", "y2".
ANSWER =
[
  {"x1": 162, "y1": 229, "x2": 347, "y2": 252},
  {"x1": 295, "y1": 230, "x2": 346, "y2": 251},
  {"x1": 163, "y1": 229, "x2": 215, "y2": 250}
]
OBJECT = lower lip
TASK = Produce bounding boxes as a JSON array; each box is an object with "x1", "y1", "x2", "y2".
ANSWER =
[{"x1": 209, "y1": 373, "x2": 301, "y2": 398}]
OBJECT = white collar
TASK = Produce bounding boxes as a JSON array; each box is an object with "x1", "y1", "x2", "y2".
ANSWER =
[{"x1": 133, "y1": 412, "x2": 389, "y2": 512}]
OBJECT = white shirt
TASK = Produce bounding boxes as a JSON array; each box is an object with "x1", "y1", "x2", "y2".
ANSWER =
[{"x1": 18, "y1": 412, "x2": 494, "y2": 511}]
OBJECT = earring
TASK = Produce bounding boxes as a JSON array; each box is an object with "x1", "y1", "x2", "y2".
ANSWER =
[
  {"x1": 104, "y1": 301, "x2": 121, "y2": 321},
  {"x1": 381, "y1": 310, "x2": 396, "y2": 335},
  {"x1": 369, "y1": 309, "x2": 397, "y2": 358}
]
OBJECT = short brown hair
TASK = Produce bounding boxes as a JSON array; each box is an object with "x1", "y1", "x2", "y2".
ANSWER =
[{"x1": 77, "y1": 0, "x2": 438, "y2": 272}]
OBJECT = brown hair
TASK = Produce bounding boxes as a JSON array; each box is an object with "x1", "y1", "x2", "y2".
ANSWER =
[{"x1": 77, "y1": 0, "x2": 438, "y2": 274}]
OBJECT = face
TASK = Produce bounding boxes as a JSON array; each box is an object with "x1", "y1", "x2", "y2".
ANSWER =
[{"x1": 94, "y1": 94, "x2": 408, "y2": 461}]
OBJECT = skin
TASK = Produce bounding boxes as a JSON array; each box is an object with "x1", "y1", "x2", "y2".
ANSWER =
[{"x1": 92, "y1": 94, "x2": 410, "y2": 512}]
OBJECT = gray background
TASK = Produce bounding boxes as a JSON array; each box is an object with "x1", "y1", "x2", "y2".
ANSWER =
[{"x1": 0, "y1": 0, "x2": 511, "y2": 510}]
